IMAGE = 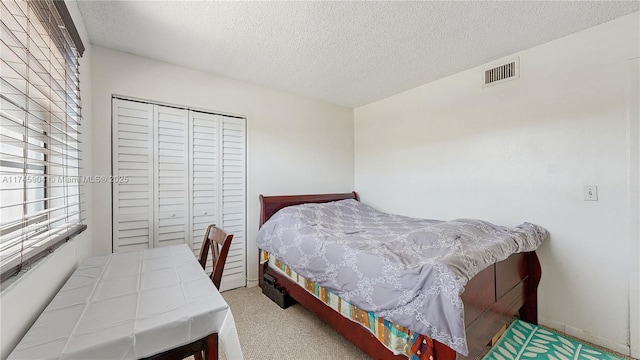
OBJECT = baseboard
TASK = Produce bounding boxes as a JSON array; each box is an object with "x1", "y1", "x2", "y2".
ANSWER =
[
  {"x1": 539, "y1": 317, "x2": 630, "y2": 356},
  {"x1": 246, "y1": 279, "x2": 259, "y2": 288}
]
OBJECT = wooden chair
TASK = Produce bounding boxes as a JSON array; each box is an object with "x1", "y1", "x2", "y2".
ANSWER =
[
  {"x1": 192, "y1": 225, "x2": 233, "y2": 360},
  {"x1": 198, "y1": 224, "x2": 234, "y2": 289}
]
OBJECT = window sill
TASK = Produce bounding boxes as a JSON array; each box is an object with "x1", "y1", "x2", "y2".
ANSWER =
[{"x1": 0, "y1": 227, "x2": 88, "y2": 295}]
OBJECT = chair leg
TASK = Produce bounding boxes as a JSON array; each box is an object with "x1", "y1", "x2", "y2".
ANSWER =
[
  {"x1": 194, "y1": 351, "x2": 203, "y2": 360},
  {"x1": 204, "y1": 334, "x2": 218, "y2": 360}
]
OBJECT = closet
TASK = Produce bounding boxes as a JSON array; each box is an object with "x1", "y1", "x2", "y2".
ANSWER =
[{"x1": 111, "y1": 97, "x2": 246, "y2": 291}]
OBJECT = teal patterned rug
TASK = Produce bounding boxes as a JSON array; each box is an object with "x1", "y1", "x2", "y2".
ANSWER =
[{"x1": 483, "y1": 319, "x2": 623, "y2": 360}]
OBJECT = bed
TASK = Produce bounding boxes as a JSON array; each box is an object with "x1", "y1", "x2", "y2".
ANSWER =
[{"x1": 257, "y1": 192, "x2": 544, "y2": 360}]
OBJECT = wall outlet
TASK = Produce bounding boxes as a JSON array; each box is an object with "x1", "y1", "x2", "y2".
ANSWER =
[{"x1": 584, "y1": 185, "x2": 598, "y2": 201}]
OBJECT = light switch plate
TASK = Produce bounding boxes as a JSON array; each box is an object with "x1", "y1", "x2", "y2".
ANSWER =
[{"x1": 584, "y1": 185, "x2": 598, "y2": 201}]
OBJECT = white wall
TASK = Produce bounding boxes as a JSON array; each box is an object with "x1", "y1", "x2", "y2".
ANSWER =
[
  {"x1": 89, "y1": 46, "x2": 354, "y2": 287},
  {"x1": 0, "y1": 2, "x2": 94, "y2": 359},
  {"x1": 628, "y1": 57, "x2": 640, "y2": 359},
  {"x1": 354, "y1": 13, "x2": 639, "y2": 356}
]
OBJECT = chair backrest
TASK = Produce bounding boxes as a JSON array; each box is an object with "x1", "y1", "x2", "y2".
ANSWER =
[{"x1": 198, "y1": 225, "x2": 234, "y2": 289}]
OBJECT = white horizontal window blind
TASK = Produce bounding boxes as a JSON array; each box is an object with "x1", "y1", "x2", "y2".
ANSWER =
[{"x1": 0, "y1": 0, "x2": 86, "y2": 281}]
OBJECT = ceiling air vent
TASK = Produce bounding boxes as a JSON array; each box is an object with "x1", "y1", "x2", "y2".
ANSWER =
[{"x1": 483, "y1": 57, "x2": 519, "y2": 88}]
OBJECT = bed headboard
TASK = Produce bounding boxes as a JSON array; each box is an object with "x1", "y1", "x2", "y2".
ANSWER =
[{"x1": 259, "y1": 191, "x2": 359, "y2": 228}]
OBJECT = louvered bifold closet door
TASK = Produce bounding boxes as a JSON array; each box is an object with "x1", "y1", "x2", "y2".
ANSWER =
[
  {"x1": 219, "y1": 116, "x2": 246, "y2": 291},
  {"x1": 112, "y1": 99, "x2": 154, "y2": 252},
  {"x1": 112, "y1": 99, "x2": 246, "y2": 289},
  {"x1": 189, "y1": 111, "x2": 219, "y2": 270},
  {"x1": 154, "y1": 105, "x2": 189, "y2": 248}
]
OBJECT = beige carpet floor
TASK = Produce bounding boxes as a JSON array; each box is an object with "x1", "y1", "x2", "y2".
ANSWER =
[
  {"x1": 217, "y1": 286, "x2": 635, "y2": 360},
  {"x1": 218, "y1": 286, "x2": 369, "y2": 360}
]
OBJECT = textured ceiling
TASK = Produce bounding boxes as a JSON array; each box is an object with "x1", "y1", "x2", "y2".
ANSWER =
[{"x1": 77, "y1": 1, "x2": 639, "y2": 107}]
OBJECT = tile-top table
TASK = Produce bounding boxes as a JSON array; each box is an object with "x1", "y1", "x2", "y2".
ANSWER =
[{"x1": 8, "y1": 244, "x2": 243, "y2": 360}]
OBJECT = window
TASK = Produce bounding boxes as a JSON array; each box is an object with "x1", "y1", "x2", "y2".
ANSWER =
[{"x1": 1, "y1": 0, "x2": 86, "y2": 282}]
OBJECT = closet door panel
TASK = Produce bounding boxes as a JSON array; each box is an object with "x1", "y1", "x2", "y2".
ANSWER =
[
  {"x1": 189, "y1": 111, "x2": 220, "y2": 271},
  {"x1": 154, "y1": 105, "x2": 189, "y2": 248},
  {"x1": 112, "y1": 99, "x2": 154, "y2": 252},
  {"x1": 219, "y1": 116, "x2": 246, "y2": 291}
]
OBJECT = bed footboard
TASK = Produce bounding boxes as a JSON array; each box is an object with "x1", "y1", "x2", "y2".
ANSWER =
[{"x1": 461, "y1": 251, "x2": 541, "y2": 359}]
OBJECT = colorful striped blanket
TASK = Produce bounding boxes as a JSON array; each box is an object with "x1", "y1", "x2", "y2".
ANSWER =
[{"x1": 261, "y1": 250, "x2": 434, "y2": 360}]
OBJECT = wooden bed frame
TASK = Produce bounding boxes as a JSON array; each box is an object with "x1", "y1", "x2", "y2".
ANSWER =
[{"x1": 258, "y1": 192, "x2": 541, "y2": 360}]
